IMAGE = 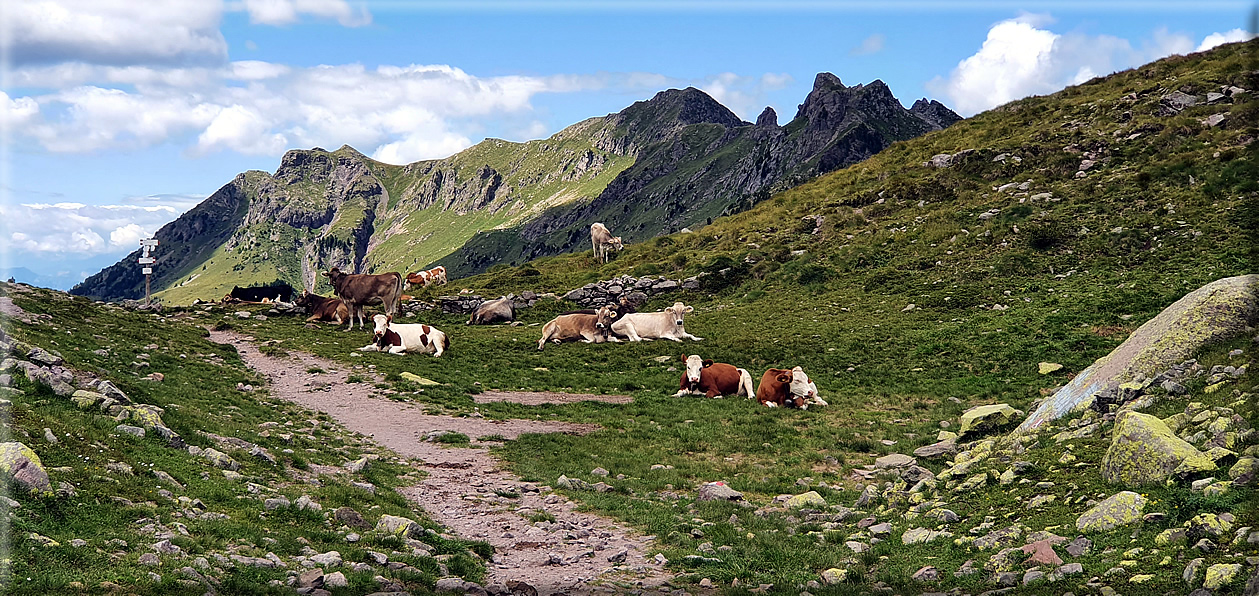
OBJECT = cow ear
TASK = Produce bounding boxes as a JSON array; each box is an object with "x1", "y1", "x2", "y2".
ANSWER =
[
  {"x1": 680, "y1": 355, "x2": 688, "y2": 362},
  {"x1": 684, "y1": 306, "x2": 694, "y2": 313},
  {"x1": 387, "y1": 315, "x2": 393, "y2": 323},
  {"x1": 703, "y1": 359, "x2": 714, "y2": 368}
]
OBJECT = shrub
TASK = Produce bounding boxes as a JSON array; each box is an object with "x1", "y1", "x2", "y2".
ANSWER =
[{"x1": 1023, "y1": 218, "x2": 1069, "y2": 250}]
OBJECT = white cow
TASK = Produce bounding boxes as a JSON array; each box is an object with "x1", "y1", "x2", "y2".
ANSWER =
[
  {"x1": 358, "y1": 314, "x2": 449, "y2": 357},
  {"x1": 590, "y1": 222, "x2": 624, "y2": 264},
  {"x1": 610, "y1": 302, "x2": 702, "y2": 342},
  {"x1": 788, "y1": 366, "x2": 828, "y2": 407}
]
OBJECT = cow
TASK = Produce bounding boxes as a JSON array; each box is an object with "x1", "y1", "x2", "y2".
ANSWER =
[
  {"x1": 295, "y1": 289, "x2": 349, "y2": 324},
  {"x1": 610, "y1": 302, "x2": 702, "y2": 342},
  {"x1": 788, "y1": 366, "x2": 828, "y2": 407},
  {"x1": 674, "y1": 355, "x2": 755, "y2": 399},
  {"x1": 537, "y1": 305, "x2": 619, "y2": 350},
  {"x1": 405, "y1": 266, "x2": 448, "y2": 290},
  {"x1": 590, "y1": 222, "x2": 624, "y2": 264},
  {"x1": 358, "y1": 314, "x2": 449, "y2": 357},
  {"x1": 226, "y1": 282, "x2": 294, "y2": 304},
  {"x1": 467, "y1": 296, "x2": 516, "y2": 325},
  {"x1": 756, "y1": 368, "x2": 808, "y2": 409},
  {"x1": 323, "y1": 267, "x2": 404, "y2": 331}
]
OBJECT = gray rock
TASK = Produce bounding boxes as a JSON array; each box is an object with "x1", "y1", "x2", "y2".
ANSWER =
[
  {"x1": 1065, "y1": 536, "x2": 1091, "y2": 557},
  {"x1": 309, "y1": 551, "x2": 341, "y2": 567},
  {"x1": 138, "y1": 553, "x2": 160, "y2": 566},
  {"x1": 913, "y1": 439, "x2": 957, "y2": 458},
  {"x1": 115, "y1": 424, "x2": 145, "y2": 438},
  {"x1": 912, "y1": 566, "x2": 939, "y2": 581},
  {"x1": 696, "y1": 481, "x2": 743, "y2": 502},
  {"x1": 1023, "y1": 570, "x2": 1045, "y2": 585},
  {"x1": 264, "y1": 497, "x2": 291, "y2": 510},
  {"x1": 0, "y1": 441, "x2": 52, "y2": 493},
  {"x1": 875, "y1": 453, "x2": 916, "y2": 469},
  {"x1": 1077, "y1": 491, "x2": 1147, "y2": 532}
]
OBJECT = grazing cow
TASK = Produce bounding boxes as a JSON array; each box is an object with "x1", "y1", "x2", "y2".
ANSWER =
[
  {"x1": 295, "y1": 290, "x2": 349, "y2": 324},
  {"x1": 756, "y1": 368, "x2": 808, "y2": 409},
  {"x1": 468, "y1": 296, "x2": 516, "y2": 325},
  {"x1": 590, "y1": 222, "x2": 624, "y2": 264},
  {"x1": 788, "y1": 366, "x2": 828, "y2": 407},
  {"x1": 323, "y1": 267, "x2": 403, "y2": 331},
  {"x1": 610, "y1": 302, "x2": 702, "y2": 342},
  {"x1": 226, "y1": 283, "x2": 294, "y2": 304},
  {"x1": 537, "y1": 306, "x2": 619, "y2": 350},
  {"x1": 405, "y1": 266, "x2": 448, "y2": 290},
  {"x1": 674, "y1": 355, "x2": 755, "y2": 399},
  {"x1": 358, "y1": 314, "x2": 448, "y2": 357}
]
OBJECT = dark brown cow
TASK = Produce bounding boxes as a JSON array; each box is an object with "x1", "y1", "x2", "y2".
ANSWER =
[
  {"x1": 295, "y1": 290, "x2": 349, "y2": 324},
  {"x1": 323, "y1": 267, "x2": 403, "y2": 331},
  {"x1": 675, "y1": 355, "x2": 754, "y2": 398},
  {"x1": 756, "y1": 368, "x2": 807, "y2": 409},
  {"x1": 537, "y1": 306, "x2": 618, "y2": 350}
]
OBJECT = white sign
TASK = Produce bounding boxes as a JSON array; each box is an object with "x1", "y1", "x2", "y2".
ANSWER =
[
  {"x1": 140, "y1": 238, "x2": 159, "y2": 247},
  {"x1": 137, "y1": 257, "x2": 155, "y2": 265},
  {"x1": 142, "y1": 267, "x2": 153, "y2": 275}
]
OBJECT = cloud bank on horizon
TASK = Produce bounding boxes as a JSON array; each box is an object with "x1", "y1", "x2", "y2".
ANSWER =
[{"x1": 0, "y1": 0, "x2": 1254, "y2": 277}]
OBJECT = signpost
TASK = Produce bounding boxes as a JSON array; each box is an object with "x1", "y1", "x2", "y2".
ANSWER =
[{"x1": 139, "y1": 238, "x2": 158, "y2": 305}]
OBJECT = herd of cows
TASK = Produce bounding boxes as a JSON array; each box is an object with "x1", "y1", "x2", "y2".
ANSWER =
[{"x1": 222, "y1": 223, "x2": 825, "y2": 408}]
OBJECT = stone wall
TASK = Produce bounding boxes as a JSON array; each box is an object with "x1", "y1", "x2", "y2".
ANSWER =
[{"x1": 411, "y1": 273, "x2": 705, "y2": 315}]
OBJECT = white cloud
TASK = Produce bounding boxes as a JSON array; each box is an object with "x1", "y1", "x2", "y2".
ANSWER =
[
  {"x1": 0, "y1": 92, "x2": 41, "y2": 127},
  {"x1": 0, "y1": 201, "x2": 190, "y2": 256},
  {"x1": 1197, "y1": 28, "x2": 1255, "y2": 52},
  {"x1": 109, "y1": 223, "x2": 151, "y2": 248},
  {"x1": 850, "y1": 33, "x2": 885, "y2": 56},
  {"x1": 196, "y1": 105, "x2": 289, "y2": 155},
  {"x1": 928, "y1": 17, "x2": 1251, "y2": 116},
  {"x1": 241, "y1": 0, "x2": 370, "y2": 27},
  {"x1": 699, "y1": 72, "x2": 793, "y2": 121}
]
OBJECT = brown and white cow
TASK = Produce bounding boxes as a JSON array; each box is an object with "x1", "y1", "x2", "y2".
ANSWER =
[
  {"x1": 675, "y1": 355, "x2": 755, "y2": 399},
  {"x1": 295, "y1": 289, "x2": 350, "y2": 324},
  {"x1": 405, "y1": 265, "x2": 448, "y2": 290},
  {"x1": 467, "y1": 296, "x2": 515, "y2": 325},
  {"x1": 358, "y1": 314, "x2": 448, "y2": 357},
  {"x1": 590, "y1": 222, "x2": 624, "y2": 264},
  {"x1": 610, "y1": 302, "x2": 702, "y2": 342},
  {"x1": 537, "y1": 305, "x2": 619, "y2": 350},
  {"x1": 787, "y1": 366, "x2": 827, "y2": 407},
  {"x1": 323, "y1": 267, "x2": 403, "y2": 331},
  {"x1": 756, "y1": 368, "x2": 808, "y2": 409}
]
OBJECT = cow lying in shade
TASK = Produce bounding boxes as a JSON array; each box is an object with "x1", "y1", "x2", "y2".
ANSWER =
[
  {"x1": 358, "y1": 314, "x2": 448, "y2": 357},
  {"x1": 467, "y1": 296, "x2": 515, "y2": 325},
  {"x1": 537, "y1": 306, "x2": 618, "y2": 350},
  {"x1": 610, "y1": 302, "x2": 702, "y2": 342},
  {"x1": 295, "y1": 290, "x2": 349, "y2": 324},
  {"x1": 674, "y1": 355, "x2": 754, "y2": 399}
]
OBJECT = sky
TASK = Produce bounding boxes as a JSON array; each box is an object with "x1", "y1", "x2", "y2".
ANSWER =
[{"x1": 1, "y1": 0, "x2": 1255, "y2": 289}]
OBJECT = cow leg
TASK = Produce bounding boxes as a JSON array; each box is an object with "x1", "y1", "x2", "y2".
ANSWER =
[
  {"x1": 682, "y1": 332, "x2": 704, "y2": 341},
  {"x1": 620, "y1": 323, "x2": 642, "y2": 342},
  {"x1": 537, "y1": 322, "x2": 555, "y2": 350},
  {"x1": 305, "y1": 314, "x2": 319, "y2": 322},
  {"x1": 387, "y1": 345, "x2": 406, "y2": 355}
]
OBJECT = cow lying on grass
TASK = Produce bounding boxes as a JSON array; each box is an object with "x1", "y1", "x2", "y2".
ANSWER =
[
  {"x1": 787, "y1": 366, "x2": 828, "y2": 407},
  {"x1": 468, "y1": 296, "x2": 515, "y2": 325},
  {"x1": 537, "y1": 306, "x2": 618, "y2": 350},
  {"x1": 295, "y1": 290, "x2": 349, "y2": 324},
  {"x1": 674, "y1": 355, "x2": 754, "y2": 398},
  {"x1": 610, "y1": 302, "x2": 702, "y2": 342},
  {"x1": 756, "y1": 366, "x2": 827, "y2": 408},
  {"x1": 358, "y1": 314, "x2": 448, "y2": 357}
]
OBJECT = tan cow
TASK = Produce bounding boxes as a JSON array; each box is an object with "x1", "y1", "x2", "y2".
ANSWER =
[
  {"x1": 323, "y1": 267, "x2": 403, "y2": 331},
  {"x1": 537, "y1": 305, "x2": 619, "y2": 350},
  {"x1": 295, "y1": 289, "x2": 349, "y2": 324},
  {"x1": 590, "y1": 222, "x2": 623, "y2": 264},
  {"x1": 610, "y1": 302, "x2": 702, "y2": 342}
]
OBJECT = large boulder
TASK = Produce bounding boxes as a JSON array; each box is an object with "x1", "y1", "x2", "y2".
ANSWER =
[
  {"x1": 1020, "y1": 275, "x2": 1259, "y2": 432},
  {"x1": 0, "y1": 441, "x2": 52, "y2": 494},
  {"x1": 1101, "y1": 412, "x2": 1216, "y2": 485},
  {"x1": 958, "y1": 404, "x2": 1023, "y2": 438},
  {"x1": 374, "y1": 514, "x2": 421, "y2": 538},
  {"x1": 1076, "y1": 491, "x2": 1146, "y2": 533}
]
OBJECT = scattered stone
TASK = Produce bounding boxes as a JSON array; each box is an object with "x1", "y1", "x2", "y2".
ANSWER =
[
  {"x1": 1077, "y1": 491, "x2": 1147, "y2": 533},
  {"x1": 374, "y1": 515, "x2": 421, "y2": 539},
  {"x1": 785, "y1": 491, "x2": 825, "y2": 508},
  {"x1": 913, "y1": 566, "x2": 939, "y2": 582},
  {"x1": 874, "y1": 453, "x2": 916, "y2": 469},
  {"x1": 1023, "y1": 570, "x2": 1045, "y2": 585},
  {"x1": 958, "y1": 404, "x2": 1023, "y2": 438},
  {"x1": 0, "y1": 441, "x2": 52, "y2": 494},
  {"x1": 696, "y1": 481, "x2": 744, "y2": 502},
  {"x1": 1021, "y1": 540, "x2": 1063, "y2": 567},
  {"x1": 115, "y1": 424, "x2": 145, "y2": 438},
  {"x1": 1039, "y1": 362, "x2": 1063, "y2": 375},
  {"x1": 914, "y1": 439, "x2": 957, "y2": 458},
  {"x1": 1204, "y1": 563, "x2": 1242, "y2": 590},
  {"x1": 820, "y1": 568, "x2": 847, "y2": 585},
  {"x1": 903, "y1": 527, "x2": 952, "y2": 545}
]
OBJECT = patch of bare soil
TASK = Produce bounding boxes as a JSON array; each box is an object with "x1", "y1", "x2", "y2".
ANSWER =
[
  {"x1": 208, "y1": 330, "x2": 670, "y2": 594},
  {"x1": 474, "y1": 391, "x2": 634, "y2": 405}
]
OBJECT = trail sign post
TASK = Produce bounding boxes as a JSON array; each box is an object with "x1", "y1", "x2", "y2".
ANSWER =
[{"x1": 139, "y1": 238, "x2": 158, "y2": 305}]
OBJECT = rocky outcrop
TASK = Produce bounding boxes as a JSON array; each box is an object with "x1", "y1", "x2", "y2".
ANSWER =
[
  {"x1": 1076, "y1": 491, "x2": 1147, "y2": 533},
  {"x1": 1101, "y1": 412, "x2": 1217, "y2": 485},
  {"x1": 1019, "y1": 275, "x2": 1259, "y2": 432},
  {"x1": 958, "y1": 404, "x2": 1023, "y2": 439}
]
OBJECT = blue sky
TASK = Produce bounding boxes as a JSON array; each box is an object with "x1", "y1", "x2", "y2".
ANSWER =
[{"x1": 1, "y1": 0, "x2": 1254, "y2": 289}]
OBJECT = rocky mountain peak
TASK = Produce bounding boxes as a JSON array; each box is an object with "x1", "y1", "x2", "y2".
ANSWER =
[
  {"x1": 756, "y1": 106, "x2": 779, "y2": 127},
  {"x1": 812, "y1": 72, "x2": 844, "y2": 92},
  {"x1": 910, "y1": 99, "x2": 964, "y2": 130}
]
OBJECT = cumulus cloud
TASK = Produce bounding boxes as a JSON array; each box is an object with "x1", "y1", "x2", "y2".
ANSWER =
[
  {"x1": 241, "y1": 0, "x2": 371, "y2": 27},
  {"x1": 0, "y1": 202, "x2": 186, "y2": 256},
  {"x1": 1197, "y1": 28, "x2": 1255, "y2": 51},
  {"x1": 850, "y1": 34, "x2": 885, "y2": 56},
  {"x1": 699, "y1": 72, "x2": 794, "y2": 120},
  {"x1": 929, "y1": 17, "x2": 1257, "y2": 116}
]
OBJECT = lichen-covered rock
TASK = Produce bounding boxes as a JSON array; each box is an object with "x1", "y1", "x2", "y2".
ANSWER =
[
  {"x1": 70, "y1": 390, "x2": 105, "y2": 410},
  {"x1": 1077, "y1": 491, "x2": 1147, "y2": 533},
  {"x1": 1101, "y1": 412, "x2": 1216, "y2": 485},
  {"x1": 902, "y1": 527, "x2": 952, "y2": 545},
  {"x1": 374, "y1": 514, "x2": 421, "y2": 538},
  {"x1": 1020, "y1": 275, "x2": 1259, "y2": 432},
  {"x1": 120, "y1": 404, "x2": 166, "y2": 430},
  {"x1": 1230, "y1": 456, "x2": 1258, "y2": 479},
  {"x1": 820, "y1": 568, "x2": 847, "y2": 585},
  {"x1": 201, "y1": 448, "x2": 239, "y2": 471},
  {"x1": 1204, "y1": 563, "x2": 1242, "y2": 590},
  {"x1": 958, "y1": 404, "x2": 1023, "y2": 438},
  {"x1": 0, "y1": 441, "x2": 52, "y2": 494},
  {"x1": 785, "y1": 491, "x2": 825, "y2": 508}
]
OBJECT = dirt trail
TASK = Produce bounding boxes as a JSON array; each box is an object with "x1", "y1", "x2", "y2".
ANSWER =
[{"x1": 209, "y1": 330, "x2": 670, "y2": 594}]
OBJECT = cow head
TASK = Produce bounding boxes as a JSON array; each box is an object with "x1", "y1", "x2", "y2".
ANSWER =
[
  {"x1": 610, "y1": 236, "x2": 624, "y2": 251},
  {"x1": 323, "y1": 267, "x2": 345, "y2": 289},
  {"x1": 683, "y1": 355, "x2": 707, "y2": 384},
  {"x1": 371, "y1": 313, "x2": 393, "y2": 341},
  {"x1": 665, "y1": 302, "x2": 694, "y2": 327},
  {"x1": 789, "y1": 366, "x2": 817, "y2": 400},
  {"x1": 594, "y1": 305, "x2": 618, "y2": 329}
]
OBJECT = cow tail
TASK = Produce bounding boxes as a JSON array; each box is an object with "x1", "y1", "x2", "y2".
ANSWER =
[{"x1": 738, "y1": 368, "x2": 755, "y2": 399}]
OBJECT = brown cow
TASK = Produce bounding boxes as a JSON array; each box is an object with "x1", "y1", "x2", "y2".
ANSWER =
[
  {"x1": 323, "y1": 267, "x2": 403, "y2": 331},
  {"x1": 591, "y1": 222, "x2": 623, "y2": 264},
  {"x1": 537, "y1": 305, "x2": 619, "y2": 350},
  {"x1": 756, "y1": 368, "x2": 807, "y2": 409},
  {"x1": 295, "y1": 289, "x2": 349, "y2": 324},
  {"x1": 675, "y1": 355, "x2": 754, "y2": 398}
]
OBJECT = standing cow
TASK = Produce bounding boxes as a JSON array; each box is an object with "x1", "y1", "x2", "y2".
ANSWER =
[
  {"x1": 537, "y1": 305, "x2": 619, "y2": 350},
  {"x1": 675, "y1": 355, "x2": 755, "y2": 398},
  {"x1": 323, "y1": 267, "x2": 403, "y2": 331},
  {"x1": 590, "y1": 223, "x2": 624, "y2": 264},
  {"x1": 610, "y1": 302, "x2": 702, "y2": 342},
  {"x1": 405, "y1": 266, "x2": 448, "y2": 290}
]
